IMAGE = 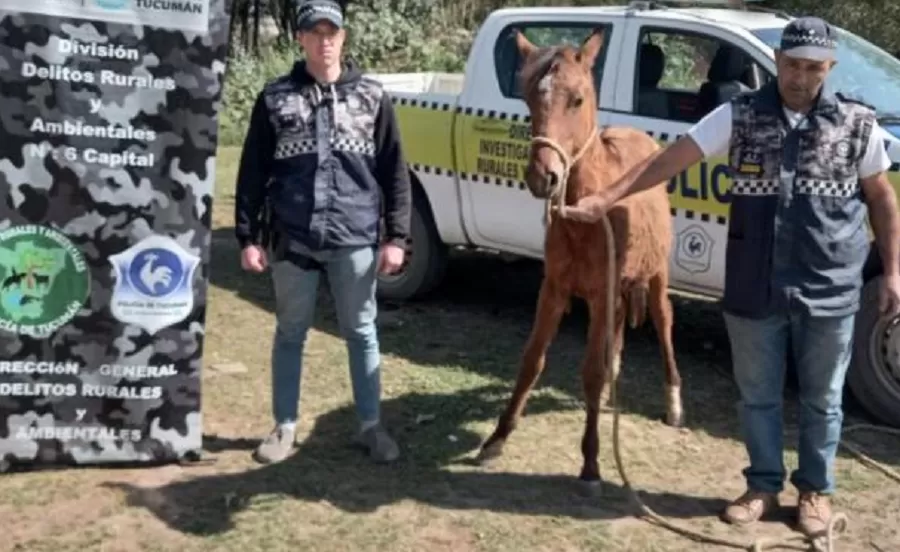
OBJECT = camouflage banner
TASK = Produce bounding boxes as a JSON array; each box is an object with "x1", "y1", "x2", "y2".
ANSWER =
[{"x1": 0, "y1": 0, "x2": 231, "y2": 469}]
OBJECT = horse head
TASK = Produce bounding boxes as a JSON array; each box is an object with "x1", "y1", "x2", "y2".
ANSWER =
[{"x1": 515, "y1": 28, "x2": 605, "y2": 200}]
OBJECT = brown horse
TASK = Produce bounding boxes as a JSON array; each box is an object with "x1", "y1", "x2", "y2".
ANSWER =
[{"x1": 477, "y1": 29, "x2": 683, "y2": 485}]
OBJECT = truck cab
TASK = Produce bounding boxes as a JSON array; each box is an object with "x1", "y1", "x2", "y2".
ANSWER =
[{"x1": 373, "y1": 2, "x2": 900, "y2": 428}]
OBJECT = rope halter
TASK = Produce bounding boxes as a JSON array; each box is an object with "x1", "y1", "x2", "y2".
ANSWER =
[{"x1": 530, "y1": 127, "x2": 598, "y2": 227}]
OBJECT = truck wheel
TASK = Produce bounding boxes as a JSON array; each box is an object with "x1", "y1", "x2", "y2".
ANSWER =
[
  {"x1": 847, "y1": 275, "x2": 900, "y2": 428},
  {"x1": 376, "y1": 192, "x2": 448, "y2": 301}
]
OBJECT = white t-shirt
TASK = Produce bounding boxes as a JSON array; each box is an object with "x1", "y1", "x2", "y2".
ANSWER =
[{"x1": 687, "y1": 101, "x2": 892, "y2": 180}]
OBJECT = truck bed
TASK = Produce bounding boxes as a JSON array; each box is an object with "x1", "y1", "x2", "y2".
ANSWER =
[{"x1": 367, "y1": 71, "x2": 465, "y2": 96}]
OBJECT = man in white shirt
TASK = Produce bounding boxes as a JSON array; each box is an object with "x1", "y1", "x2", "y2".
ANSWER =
[{"x1": 558, "y1": 16, "x2": 900, "y2": 538}]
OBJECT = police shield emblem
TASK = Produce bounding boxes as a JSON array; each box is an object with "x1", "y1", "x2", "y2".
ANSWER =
[
  {"x1": 833, "y1": 140, "x2": 852, "y2": 159},
  {"x1": 108, "y1": 234, "x2": 200, "y2": 335},
  {"x1": 676, "y1": 224, "x2": 714, "y2": 274}
]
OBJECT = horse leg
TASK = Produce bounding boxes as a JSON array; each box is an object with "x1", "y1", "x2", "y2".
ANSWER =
[
  {"x1": 478, "y1": 278, "x2": 568, "y2": 462},
  {"x1": 600, "y1": 299, "x2": 626, "y2": 409},
  {"x1": 649, "y1": 270, "x2": 683, "y2": 427},
  {"x1": 579, "y1": 295, "x2": 618, "y2": 484}
]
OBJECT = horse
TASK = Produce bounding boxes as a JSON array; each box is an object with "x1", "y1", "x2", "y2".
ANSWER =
[{"x1": 476, "y1": 28, "x2": 684, "y2": 486}]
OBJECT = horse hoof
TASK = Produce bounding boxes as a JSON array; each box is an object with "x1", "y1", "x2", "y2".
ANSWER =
[
  {"x1": 665, "y1": 411, "x2": 684, "y2": 428},
  {"x1": 600, "y1": 392, "x2": 612, "y2": 408},
  {"x1": 475, "y1": 441, "x2": 504, "y2": 464},
  {"x1": 665, "y1": 387, "x2": 683, "y2": 428},
  {"x1": 576, "y1": 478, "x2": 603, "y2": 498}
]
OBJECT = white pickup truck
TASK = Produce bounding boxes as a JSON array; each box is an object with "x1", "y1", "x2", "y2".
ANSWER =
[{"x1": 372, "y1": 2, "x2": 900, "y2": 427}]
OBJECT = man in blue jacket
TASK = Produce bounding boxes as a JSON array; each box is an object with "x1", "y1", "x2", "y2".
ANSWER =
[
  {"x1": 556, "y1": 17, "x2": 900, "y2": 538},
  {"x1": 233, "y1": 0, "x2": 410, "y2": 465}
]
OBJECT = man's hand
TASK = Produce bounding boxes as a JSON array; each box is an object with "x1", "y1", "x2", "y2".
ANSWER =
[
  {"x1": 862, "y1": 169, "x2": 900, "y2": 318},
  {"x1": 555, "y1": 193, "x2": 612, "y2": 223},
  {"x1": 241, "y1": 244, "x2": 268, "y2": 273},
  {"x1": 378, "y1": 243, "x2": 405, "y2": 274},
  {"x1": 880, "y1": 272, "x2": 900, "y2": 316},
  {"x1": 553, "y1": 136, "x2": 707, "y2": 224}
]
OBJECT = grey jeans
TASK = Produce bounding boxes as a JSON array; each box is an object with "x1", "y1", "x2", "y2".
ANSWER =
[{"x1": 269, "y1": 245, "x2": 381, "y2": 426}]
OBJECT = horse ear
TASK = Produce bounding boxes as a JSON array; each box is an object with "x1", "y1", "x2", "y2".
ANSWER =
[
  {"x1": 514, "y1": 29, "x2": 537, "y2": 61},
  {"x1": 580, "y1": 28, "x2": 606, "y2": 66}
]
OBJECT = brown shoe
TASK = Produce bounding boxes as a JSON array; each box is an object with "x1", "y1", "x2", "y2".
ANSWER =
[
  {"x1": 720, "y1": 490, "x2": 779, "y2": 526},
  {"x1": 797, "y1": 492, "x2": 832, "y2": 537}
]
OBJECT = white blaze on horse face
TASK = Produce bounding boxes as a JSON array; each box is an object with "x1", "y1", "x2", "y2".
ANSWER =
[
  {"x1": 534, "y1": 47, "x2": 558, "y2": 106},
  {"x1": 537, "y1": 71, "x2": 554, "y2": 103}
]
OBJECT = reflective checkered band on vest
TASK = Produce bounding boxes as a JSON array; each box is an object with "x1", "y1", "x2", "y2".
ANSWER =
[
  {"x1": 731, "y1": 179, "x2": 779, "y2": 196},
  {"x1": 333, "y1": 138, "x2": 376, "y2": 156},
  {"x1": 275, "y1": 137, "x2": 316, "y2": 159},
  {"x1": 275, "y1": 137, "x2": 375, "y2": 160},
  {"x1": 794, "y1": 179, "x2": 858, "y2": 197}
]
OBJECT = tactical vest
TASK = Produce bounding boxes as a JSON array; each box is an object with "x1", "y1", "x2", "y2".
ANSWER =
[
  {"x1": 722, "y1": 81, "x2": 876, "y2": 318},
  {"x1": 261, "y1": 63, "x2": 386, "y2": 253}
]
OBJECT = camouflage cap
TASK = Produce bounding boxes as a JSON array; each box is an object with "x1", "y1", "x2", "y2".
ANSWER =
[
  {"x1": 780, "y1": 16, "x2": 838, "y2": 61},
  {"x1": 295, "y1": 0, "x2": 344, "y2": 31}
]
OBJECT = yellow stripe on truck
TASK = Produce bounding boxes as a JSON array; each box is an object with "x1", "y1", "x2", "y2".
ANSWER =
[
  {"x1": 458, "y1": 111, "x2": 532, "y2": 188},
  {"x1": 393, "y1": 98, "x2": 456, "y2": 173},
  {"x1": 667, "y1": 152, "x2": 731, "y2": 222},
  {"x1": 391, "y1": 98, "x2": 900, "y2": 226}
]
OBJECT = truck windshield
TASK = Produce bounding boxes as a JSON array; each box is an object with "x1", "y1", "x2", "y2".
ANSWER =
[{"x1": 751, "y1": 26, "x2": 900, "y2": 121}]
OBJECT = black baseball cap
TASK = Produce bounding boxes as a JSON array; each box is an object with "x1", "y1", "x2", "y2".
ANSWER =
[
  {"x1": 779, "y1": 16, "x2": 838, "y2": 61},
  {"x1": 295, "y1": 0, "x2": 344, "y2": 31}
]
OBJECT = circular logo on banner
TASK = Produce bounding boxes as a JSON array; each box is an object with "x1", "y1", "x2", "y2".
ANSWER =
[
  {"x1": 0, "y1": 225, "x2": 90, "y2": 338},
  {"x1": 127, "y1": 248, "x2": 185, "y2": 298},
  {"x1": 95, "y1": 0, "x2": 129, "y2": 10}
]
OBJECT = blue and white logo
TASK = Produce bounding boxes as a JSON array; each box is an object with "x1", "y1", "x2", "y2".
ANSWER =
[
  {"x1": 109, "y1": 234, "x2": 200, "y2": 335},
  {"x1": 94, "y1": 0, "x2": 128, "y2": 10},
  {"x1": 129, "y1": 248, "x2": 183, "y2": 298}
]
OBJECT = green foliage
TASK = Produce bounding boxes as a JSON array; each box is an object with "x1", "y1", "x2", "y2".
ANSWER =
[
  {"x1": 646, "y1": 32, "x2": 720, "y2": 91},
  {"x1": 343, "y1": 0, "x2": 473, "y2": 73},
  {"x1": 764, "y1": 0, "x2": 900, "y2": 56},
  {"x1": 218, "y1": 0, "x2": 900, "y2": 147},
  {"x1": 220, "y1": 43, "x2": 298, "y2": 147}
]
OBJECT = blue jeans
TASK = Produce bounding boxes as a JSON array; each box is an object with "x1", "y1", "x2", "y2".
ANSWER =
[
  {"x1": 723, "y1": 309, "x2": 855, "y2": 495},
  {"x1": 269, "y1": 245, "x2": 381, "y2": 427}
]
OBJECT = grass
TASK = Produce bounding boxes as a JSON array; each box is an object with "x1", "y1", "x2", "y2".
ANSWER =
[{"x1": 2, "y1": 146, "x2": 900, "y2": 552}]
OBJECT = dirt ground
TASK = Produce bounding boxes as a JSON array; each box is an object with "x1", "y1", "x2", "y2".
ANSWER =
[{"x1": 2, "y1": 147, "x2": 899, "y2": 552}]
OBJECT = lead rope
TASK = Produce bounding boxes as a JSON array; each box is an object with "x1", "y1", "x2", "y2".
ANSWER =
[
  {"x1": 531, "y1": 130, "x2": 596, "y2": 228},
  {"x1": 531, "y1": 131, "x2": 900, "y2": 552}
]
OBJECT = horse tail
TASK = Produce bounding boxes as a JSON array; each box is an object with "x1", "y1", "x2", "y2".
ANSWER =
[{"x1": 627, "y1": 285, "x2": 648, "y2": 329}]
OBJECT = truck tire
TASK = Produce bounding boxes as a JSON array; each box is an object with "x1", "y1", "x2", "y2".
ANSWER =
[
  {"x1": 847, "y1": 275, "x2": 900, "y2": 428},
  {"x1": 376, "y1": 191, "x2": 448, "y2": 301}
]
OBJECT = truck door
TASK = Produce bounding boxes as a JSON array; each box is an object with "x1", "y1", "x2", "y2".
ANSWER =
[
  {"x1": 605, "y1": 16, "x2": 773, "y2": 296},
  {"x1": 455, "y1": 16, "x2": 624, "y2": 259}
]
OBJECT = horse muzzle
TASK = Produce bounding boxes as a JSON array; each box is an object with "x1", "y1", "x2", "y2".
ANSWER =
[{"x1": 525, "y1": 169, "x2": 562, "y2": 199}]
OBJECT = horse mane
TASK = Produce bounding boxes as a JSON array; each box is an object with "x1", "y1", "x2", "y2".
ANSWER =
[{"x1": 599, "y1": 130, "x2": 624, "y2": 158}]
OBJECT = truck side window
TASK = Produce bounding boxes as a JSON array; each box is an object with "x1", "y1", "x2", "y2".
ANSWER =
[
  {"x1": 634, "y1": 28, "x2": 759, "y2": 122},
  {"x1": 493, "y1": 22, "x2": 612, "y2": 101}
]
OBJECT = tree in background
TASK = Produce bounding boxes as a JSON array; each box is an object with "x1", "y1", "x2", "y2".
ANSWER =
[{"x1": 219, "y1": 0, "x2": 900, "y2": 146}]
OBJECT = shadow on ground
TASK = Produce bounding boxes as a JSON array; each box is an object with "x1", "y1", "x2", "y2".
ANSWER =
[
  {"x1": 208, "y1": 228, "x2": 900, "y2": 470},
  {"x1": 104, "y1": 385, "x2": 740, "y2": 537}
]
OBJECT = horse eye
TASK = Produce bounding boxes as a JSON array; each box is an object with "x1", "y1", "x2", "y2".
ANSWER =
[{"x1": 569, "y1": 95, "x2": 583, "y2": 109}]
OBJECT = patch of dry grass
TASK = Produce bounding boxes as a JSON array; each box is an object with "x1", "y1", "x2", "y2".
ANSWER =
[{"x1": 2, "y1": 147, "x2": 899, "y2": 552}]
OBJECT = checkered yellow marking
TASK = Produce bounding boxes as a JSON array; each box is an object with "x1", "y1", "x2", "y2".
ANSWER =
[{"x1": 390, "y1": 95, "x2": 900, "y2": 227}]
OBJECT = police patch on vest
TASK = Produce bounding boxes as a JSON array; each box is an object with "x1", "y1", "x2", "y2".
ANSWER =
[
  {"x1": 737, "y1": 150, "x2": 763, "y2": 175},
  {"x1": 832, "y1": 140, "x2": 853, "y2": 159}
]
